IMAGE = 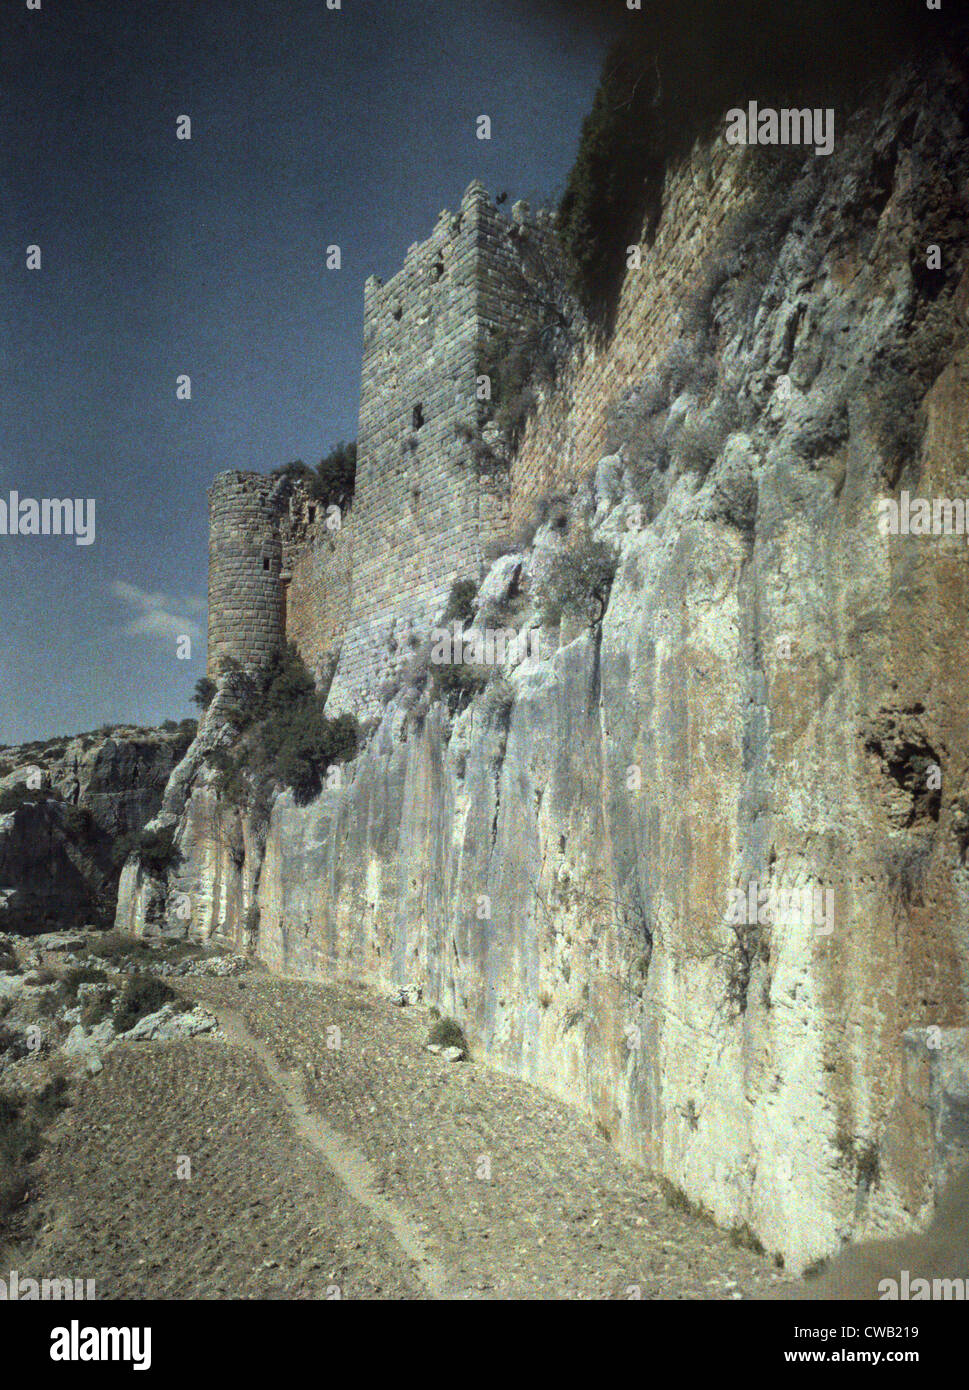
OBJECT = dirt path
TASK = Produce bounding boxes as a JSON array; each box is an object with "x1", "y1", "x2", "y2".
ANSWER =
[
  {"x1": 186, "y1": 973, "x2": 795, "y2": 1300},
  {"x1": 15, "y1": 1039, "x2": 426, "y2": 1299},
  {"x1": 216, "y1": 1005, "x2": 448, "y2": 1298},
  {"x1": 13, "y1": 969, "x2": 797, "y2": 1299}
]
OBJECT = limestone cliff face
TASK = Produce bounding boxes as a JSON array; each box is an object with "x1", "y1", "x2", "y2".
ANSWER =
[
  {"x1": 0, "y1": 725, "x2": 193, "y2": 931},
  {"x1": 117, "y1": 60, "x2": 969, "y2": 1269}
]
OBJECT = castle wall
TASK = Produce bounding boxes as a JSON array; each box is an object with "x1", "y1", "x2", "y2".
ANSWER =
[
  {"x1": 206, "y1": 151, "x2": 754, "y2": 693},
  {"x1": 207, "y1": 472, "x2": 289, "y2": 672},
  {"x1": 324, "y1": 184, "x2": 534, "y2": 717},
  {"x1": 207, "y1": 186, "x2": 553, "y2": 706},
  {"x1": 508, "y1": 139, "x2": 754, "y2": 531},
  {"x1": 284, "y1": 513, "x2": 355, "y2": 684}
]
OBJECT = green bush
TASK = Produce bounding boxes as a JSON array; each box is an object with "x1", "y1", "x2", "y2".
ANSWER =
[
  {"x1": 213, "y1": 645, "x2": 358, "y2": 807},
  {"x1": 0, "y1": 784, "x2": 49, "y2": 816},
  {"x1": 112, "y1": 974, "x2": 180, "y2": 1034},
  {"x1": 111, "y1": 825, "x2": 181, "y2": 874},
  {"x1": 271, "y1": 708, "x2": 358, "y2": 805},
  {"x1": 428, "y1": 659, "x2": 489, "y2": 713},
  {"x1": 24, "y1": 968, "x2": 60, "y2": 987},
  {"x1": 481, "y1": 677, "x2": 516, "y2": 731},
  {"x1": 537, "y1": 534, "x2": 619, "y2": 630},
  {"x1": 61, "y1": 965, "x2": 109, "y2": 993},
  {"x1": 272, "y1": 441, "x2": 357, "y2": 508},
  {"x1": 79, "y1": 991, "x2": 114, "y2": 1028},
  {"x1": 442, "y1": 579, "x2": 478, "y2": 628},
  {"x1": 674, "y1": 400, "x2": 738, "y2": 478},
  {"x1": 427, "y1": 1016, "x2": 469, "y2": 1053},
  {"x1": 192, "y1": 677, "x2": 217, "y2": 712},
  {"x1": 316, "y1": 441, "x2": 357, "y2": 506},
  {"x1": 88, "y1": 931, "x2": 156, "y2": 965}
]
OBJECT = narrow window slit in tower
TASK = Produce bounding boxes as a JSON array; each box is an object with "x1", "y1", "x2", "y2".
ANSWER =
[
  {"x1": 263, "y1": 557, "x2": 271, "y2": 572},
  {"x1": 412, "y1": 403, "x2": 424, "y2": 430}
]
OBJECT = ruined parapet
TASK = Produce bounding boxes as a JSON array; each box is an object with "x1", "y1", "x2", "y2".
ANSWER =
[{"x1": 207, "y1": 471, "x2": 291, "y2": 673}]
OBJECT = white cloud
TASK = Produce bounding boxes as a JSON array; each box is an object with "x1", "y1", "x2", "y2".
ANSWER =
[{"x1": 110, "y1": 580, "x2": 204, "y2": 645}]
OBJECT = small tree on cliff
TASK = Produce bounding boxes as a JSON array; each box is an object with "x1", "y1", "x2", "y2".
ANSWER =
[
  {"x1": 536, "y1": 533, "x2": 619, "y2": 632},
  {"x1": 192, "y1": 676, "x2": 217, "y2": 711},
  {"x1": 209, "y1": 644, "x2": 358, "y2": 808},
  {"x1": 271, "y1": 441, "x2": 357, "y2": 510}
]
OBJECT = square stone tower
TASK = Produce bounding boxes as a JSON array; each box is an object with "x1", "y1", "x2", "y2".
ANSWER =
[{"x1": 325, "y1": 182, "x2": 533, "y2": 716}]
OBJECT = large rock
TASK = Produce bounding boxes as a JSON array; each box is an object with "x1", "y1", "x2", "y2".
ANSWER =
[
  {"x1": 122, "y1": 1003, "x2": 218, "y2": 1043},
  {"x1": 0, "y1": 725, "x2": 193, "y2": 934}
]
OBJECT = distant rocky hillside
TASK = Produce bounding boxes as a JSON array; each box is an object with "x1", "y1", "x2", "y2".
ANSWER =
[{"x1": 0, "y1": 723, "x2": 195, "y2": 933}]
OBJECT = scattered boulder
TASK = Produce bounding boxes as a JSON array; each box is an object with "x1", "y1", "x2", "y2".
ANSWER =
[
  {"x1": 123, "y1": 1003, "x2": 218, "y2": 1043},
  {"x1": 61, "y1": 1018, "x2": 116, "y2": 1076},
  {"x1": 392, "y1": 983, "x2": 423, "y2": 1007}
]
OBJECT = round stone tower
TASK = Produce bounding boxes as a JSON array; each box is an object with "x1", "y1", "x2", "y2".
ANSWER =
[{"x1": 207, "y1": 471, "x2": 287, "y2": 673}]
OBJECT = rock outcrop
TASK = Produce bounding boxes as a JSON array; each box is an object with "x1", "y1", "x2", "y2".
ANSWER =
[
  {"x1": 117, "y1": 59, "x2": 969, "y2": 1270},
  {"x1": 0, "y1": 724, "x2": 194, "y2": 932}
]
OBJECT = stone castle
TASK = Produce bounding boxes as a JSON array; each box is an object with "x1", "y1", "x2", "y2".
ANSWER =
[
  {"x1": 121, "y1": 57, "x2": 969, "y2": 1271},
  {"x1": 207, "y1": 181, "x2": 545, "y2": 716}
]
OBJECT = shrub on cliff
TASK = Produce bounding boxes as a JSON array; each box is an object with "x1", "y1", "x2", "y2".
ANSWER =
[
  {"x1": 536, "y1": 533, "x2": 619, "y2": 630},
  {"x1": 558, "y1": 2, "x2": 932, "y2": 329},
  {"x1": 428, "y1": 658, "x2": 490, "y2": 712},
  {"x1": 192, "y1": 677, "x2": 217, "y2": 712},
  {"x1": 267, "y1": 705, "x2": 358, "y2": 805},
  {"x1": 481, "y1": 676, "x2": 516, "y2": 732},
  {"x1": 442, "y1": 578, "x2": 478, "y2": 627},
  {"x1": 673, "y1": 400, "x2": 739, "y2": 480},
  {"x1": 111, "y1": 824, "x2": 181, "y2": 875},
  {"x1": 212, "y1": 644, "x2": 358, "y2": 807},
  {"x1": 272, "y1": 441, "x2": 356, "y2": 508}
]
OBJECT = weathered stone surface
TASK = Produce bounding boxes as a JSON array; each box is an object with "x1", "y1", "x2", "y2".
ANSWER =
[
  {"x1": 0, "y1": 725, "x2": 192, "y2": 933},
  {"x1": 0, "y1": 724, "x2": 193, "y2": 839},
  {"x1": 62, "y1": 1019, "x2": 116, "y2": 1072},
  {"x1": 117, "y1": 61, "x2": 969, "y2": 1272},
  {"x1": 123, "y1": 1003, "x2": 218, "y2": 1043}
]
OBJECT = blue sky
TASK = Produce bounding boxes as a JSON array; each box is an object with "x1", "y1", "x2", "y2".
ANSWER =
[{"x1": 0, "y1": 0, "x2": 607, "y2": 744}]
